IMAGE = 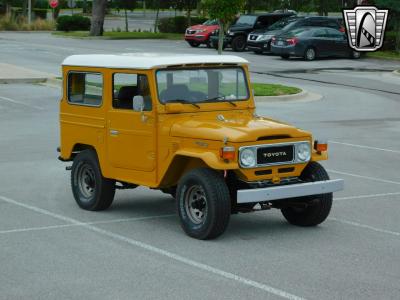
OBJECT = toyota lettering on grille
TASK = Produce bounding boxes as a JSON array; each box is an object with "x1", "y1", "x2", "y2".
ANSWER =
[
  {"x1": 263, "y1": 151, "x2": 287, "y2": 158},
  {"x1": 257, "y1": 145, "x2": 294, "y2": 165}
]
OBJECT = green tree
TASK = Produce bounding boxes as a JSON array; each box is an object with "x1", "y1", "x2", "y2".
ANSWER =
[
  {"x1": 376, "y1": 0, "x2": 400, "y2": 52},
  {"x1": 202, "y1": 0, "x2": 245, "y2": 54}
]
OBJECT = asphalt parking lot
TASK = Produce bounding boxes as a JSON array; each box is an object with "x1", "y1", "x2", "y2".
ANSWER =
[{"x1": 0, "y1": 33, "x2": 400, "y2": 300}]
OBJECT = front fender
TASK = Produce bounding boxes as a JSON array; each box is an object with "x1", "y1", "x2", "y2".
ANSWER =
[{"x1": 174, "y1": 149, "x2": 238, "y2": 170}]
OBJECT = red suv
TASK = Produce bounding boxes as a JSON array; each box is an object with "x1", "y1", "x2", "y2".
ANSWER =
[{"x1": 185, "y1": 19, "x2": 219, "y2": 48}]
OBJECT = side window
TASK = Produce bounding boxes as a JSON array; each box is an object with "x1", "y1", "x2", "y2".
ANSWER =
[
  {"x1": 112, "y1": 73, "x2": 152, "y2": 111},
  {"x1": 68, "y1": 72, "x2": 103, "y2": 106},
  {"x1": 326, "y1": 28, "x2": 342, "y2": 38},
  {"x1": 313, "y1": 29, "x2": 328, "y2": 38}
]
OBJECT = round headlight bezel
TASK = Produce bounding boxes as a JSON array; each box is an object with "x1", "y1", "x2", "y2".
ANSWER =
[
  {"x1": 239, "y1": 148, "x2": 256, "y2": 168},
  {"x1": 296, "y1": 142, "x2": 311, "y2": 162}
]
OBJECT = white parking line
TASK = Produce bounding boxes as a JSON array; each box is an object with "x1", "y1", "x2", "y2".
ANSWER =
[
  {"x1": 0, "y1": 95, "x2": 44, "y2": 110},
  {"x1": 328, "y1": 169, "x2": 400, "y2": 186},
  {"x1": 0, "y1": 195, "x2": 306, "y2": 300},
  {"x1": 329, "y1": 217, "x2": 400, "y2": 237},
  {"x1": 335, "y1": 192, "x2": 400, "y2": 201},
  {"x1": 0, "y1": 214, "x2": 176, "y2": 235},
  {"x1": 330, "y1": 141, "x2": 400, "y2": 154}
]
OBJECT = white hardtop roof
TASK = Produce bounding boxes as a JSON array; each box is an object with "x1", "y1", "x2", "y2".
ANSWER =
[{"x1": 62, "y1": 53, "x2": 249, "y2": 69}]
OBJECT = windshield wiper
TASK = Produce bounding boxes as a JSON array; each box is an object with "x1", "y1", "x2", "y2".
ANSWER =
[
  {"x1": 167, "y1": 99, "x2": 200, "y2": 109},
  {"x1": 204, "y1": 96, "x2": 237, "y2": 107}
]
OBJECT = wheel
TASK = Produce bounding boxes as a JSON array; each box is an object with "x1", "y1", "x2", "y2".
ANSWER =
[
  {"x1": 176, "y1": 168, "x2": 231, "y2": 240},
  {"x1": 188, "y1": 41, "x2": 200, "y2": 48},
  {"x1": 71, "y1": 149, "x2": 115, "y2": 211},
  {"x1": 281, "y1": 54, "x2": 290, "y2": 59},
  {"x1": 231, "y1": 36, "x2": 247, "y2": 52},
  {"x1": 304, "y1": 47, "x2": 316, "y2": 61},
  {"x1": 281, "y1": 162, "x2": 333, "y2": 226},
  {"x1": 351, "y1": 50, "x2": 361, "y2": 59}
]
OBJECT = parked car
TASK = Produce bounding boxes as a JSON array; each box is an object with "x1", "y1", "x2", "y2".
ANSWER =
[
  {"x1": 210, "y1": 12, "x2": 295, "y2": 52},
  {"x1": 59, "y1": 53, "x2": 343, "y2": 240},
  {"x1": 184, "y1": 19, "x2": 219, "y2": 48},
  {"x1": 248, "y1": 16, "x2": 344, "y2": 54},
  {"x1": 270, "y1": 27, "x2": 361, "y2": 60}
]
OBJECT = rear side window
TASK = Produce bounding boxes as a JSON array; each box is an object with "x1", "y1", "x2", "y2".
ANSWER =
[
  {"x1": 313, "y1": 29, "x2": 328, "y2": 38},
  {"x1": 68, "y1": 72, "x2": 103, "y2": 106}
]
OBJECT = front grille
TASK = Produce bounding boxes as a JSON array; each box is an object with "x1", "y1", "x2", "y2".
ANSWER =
[
  {"x1": 257, "y1": 145, "x2": 294, "y2": 165},
  {"x1": 187, "y1": 30, "x2": 196, "y2": 34}
]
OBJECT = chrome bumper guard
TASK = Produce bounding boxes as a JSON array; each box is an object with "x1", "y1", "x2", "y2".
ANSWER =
[{"x1": 237, "y1": 179, "x2": 344, "y2": 204}]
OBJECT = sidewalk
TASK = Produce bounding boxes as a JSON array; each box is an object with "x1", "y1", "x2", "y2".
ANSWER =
[{"x1": 0, "y1": 63, "x2": 56, "y2": 84}]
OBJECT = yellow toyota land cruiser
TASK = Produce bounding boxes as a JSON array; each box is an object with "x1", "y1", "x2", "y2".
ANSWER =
[{"x1": 59, "y1": 54, "x2": 343, "y2": 240}]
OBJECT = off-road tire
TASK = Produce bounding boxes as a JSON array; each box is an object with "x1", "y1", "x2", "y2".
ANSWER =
[
  {"x1": 176, "y1": 168, "x2": 231, "y2": 240},
  {"x1": 71, "y1": 149, "x2": 115, "y2": 211},
  {"x1": 281, "y1": 162, "x2": 332, "y2": 226},
  {"x1": 304, "y1": 47, "x2": 316, "y2": 61},
  {"x1": 231, "y1": 36, "x2": 247, "y2": 52},
  {"x1": 188, "y1": 41, "x2": 200, "y2": 47}
]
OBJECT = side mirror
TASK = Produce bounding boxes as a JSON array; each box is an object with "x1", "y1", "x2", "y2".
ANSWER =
[{"x1": 133, "y1": 95, "x2": 144, "y2": 112}]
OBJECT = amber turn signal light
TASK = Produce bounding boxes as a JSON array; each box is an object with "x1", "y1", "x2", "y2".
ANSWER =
[
  {"x1": 220, "y1": 146, "x2": 236, "y2": 160},
  {"x1": 314, "y1": 141, "x2": 328, "y2": 152}
]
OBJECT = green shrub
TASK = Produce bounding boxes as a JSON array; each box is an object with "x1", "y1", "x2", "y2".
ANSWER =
[
  {"x1": 158, "y1": 16, "x2": 209, "y2": 33},
  {"x1": 56, "y1": 15, "x2": 91, "y2": 32},
  {"x1": 382, "y1": 31, "x2": 397, "y2": 51}
]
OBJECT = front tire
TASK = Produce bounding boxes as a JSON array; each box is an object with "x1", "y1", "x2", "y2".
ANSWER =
[
  {"x1": 71, "y1": 149, "x2": 115, "y2": 211},
  {"x1": 188, "y1": 41, "x2": 200, "y2": 48},
  {"x1": 176, "y1": 168, "x2": 231, "y2": 240},
  {"x1": 231, "y1": 36, "x2": 247, "y2": 52},
  {"x1": 281, "y1": 162, "x2": 332, "y2": 226}
]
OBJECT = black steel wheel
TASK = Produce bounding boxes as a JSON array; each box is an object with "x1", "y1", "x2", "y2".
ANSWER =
[
  {"x1": 176, "y1": 168, "x2": 231, "y2": 240},
  {"x1": 281, "y1": 162, "x2": 333, "y2": 226},
  {"x1": 71, "y1": 149, "x2": 115, "y2": 211}
]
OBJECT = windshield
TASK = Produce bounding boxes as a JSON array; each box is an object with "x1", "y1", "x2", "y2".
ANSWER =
[
  {"x1": 268, "y1": 17, "x2": 297, "y2": 30},
  {"x1": 157, "y1": 67, "x2": 249, "y2": 105},
  {"x1": 236, "y1": 15, "x2": 257, "y2": 26},
  {"x1": 203, "y1": 19, "x2": 218, "y2": 26}
]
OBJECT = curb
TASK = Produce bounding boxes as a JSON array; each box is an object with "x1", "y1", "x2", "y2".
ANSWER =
[
  {"x1": 255, "y1": 90, "x2": 323, "y2": 103},
  {"x1": 0, "y1": 77, "x2": 49, "y2": 84}
]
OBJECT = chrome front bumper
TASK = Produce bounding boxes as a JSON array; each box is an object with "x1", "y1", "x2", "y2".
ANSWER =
[{"x1": 237, "y1": 179, "x2": 344, "y2": 204}]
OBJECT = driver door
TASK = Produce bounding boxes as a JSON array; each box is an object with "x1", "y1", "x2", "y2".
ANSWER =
[{"x1": 107, "y1": 72, "x2": 156, "y2": 172}]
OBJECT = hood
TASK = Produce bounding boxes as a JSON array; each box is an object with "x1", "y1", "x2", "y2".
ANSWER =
[
  {"x1": 188, "y1": 24, "x2": 218, "y2": 32},
  {"x1": 252, "y1": 29, "x2": 284, "y2": 36},
  {"x1": 170, "y1": 113, "x2": 309, "y2": 143}
]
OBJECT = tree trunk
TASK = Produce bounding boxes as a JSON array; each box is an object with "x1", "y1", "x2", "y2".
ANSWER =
[
  {"x1": 90, "y1": 0, "x2": 107, "y2": 36},
  {"x1": 218, "y1": 20, "x2": 224, "y2": 55},
  {"x1": 124, "y1": 8, "x2": 128, "y2": 32},
  {"x1": 154, "y1": 1, "x2": 160, "y2": 33},
  {"x1": 396, "y1": 17, "x2": 400, "y2": 53}
]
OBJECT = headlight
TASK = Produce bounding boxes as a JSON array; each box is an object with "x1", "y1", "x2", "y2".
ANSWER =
[
  {"x1": 296, "y1": 143, "x2": 311, "y2": 162},
  {"x1": 240, "y1": 148, "x2": 256, "y2": 168},
  {"x1": 258, "y1": 34, "x2": 272, "y2": 41}
]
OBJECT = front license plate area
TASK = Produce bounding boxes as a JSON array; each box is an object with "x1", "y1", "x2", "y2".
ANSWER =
[{"x1": 257, "y1": 145, "x2": 294, "y2": 165}]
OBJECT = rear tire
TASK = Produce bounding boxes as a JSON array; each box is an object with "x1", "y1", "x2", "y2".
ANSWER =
[
  {"x1": 176, "y1": 168, "x2": 231, "y2": 240},
  {"x1": 71, "y1": 149, "x2": 115, "y2": 211},
  {"x1": 281, "y1": 162, "x2": 332, "y2": 226},
  {"x1": 351, "y1": 50, "x2": 361, "y2": 59},
  {"x1": 304, "y1": 47, "x2": 316, "y2": 61},
  {"x1": 231, "y1": 36, "x2": 247, "y2": 52}
]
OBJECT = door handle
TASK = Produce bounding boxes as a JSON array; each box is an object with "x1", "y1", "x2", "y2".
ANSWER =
[{"x1": 110, "y1": 130, "x2": 119, "y2": 136}]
